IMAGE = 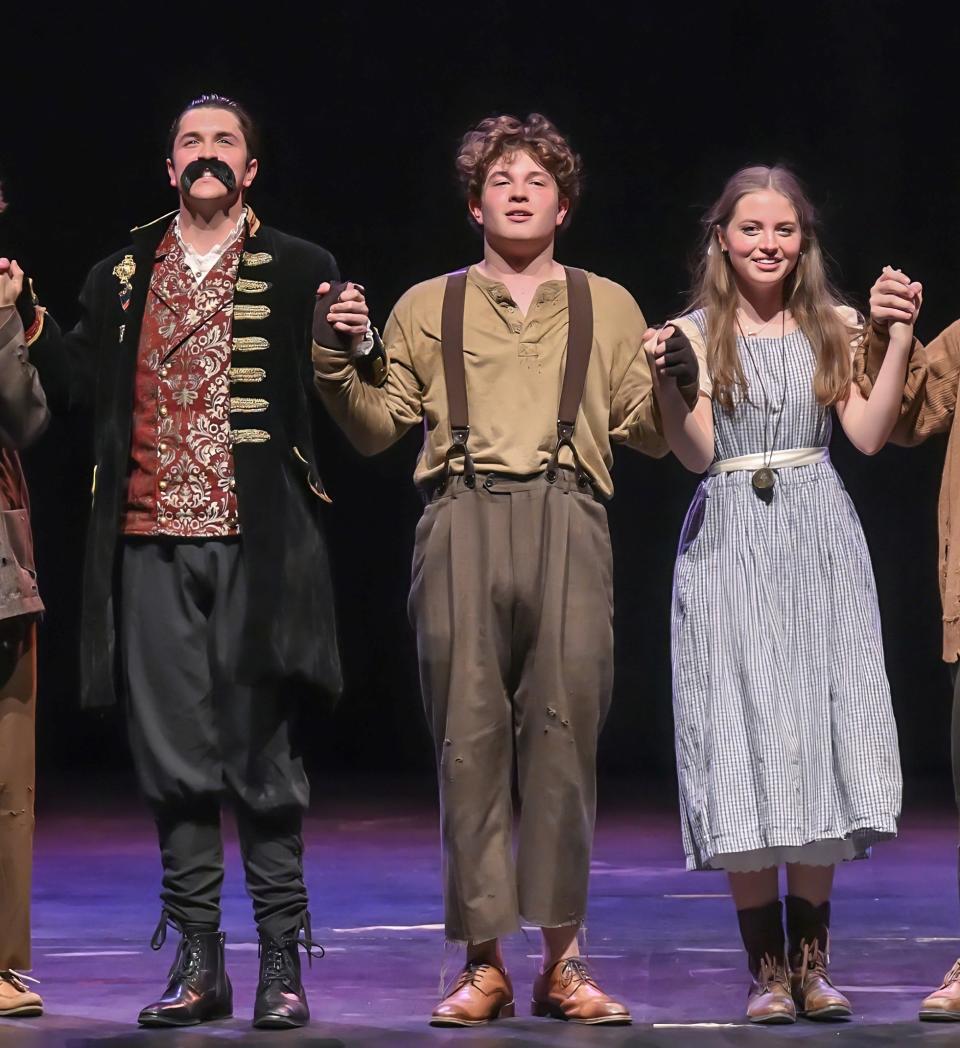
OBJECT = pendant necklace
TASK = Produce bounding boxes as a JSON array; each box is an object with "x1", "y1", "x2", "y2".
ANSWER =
[{"x1": 736, "y1": 309, "x2": 788, "y2": 494}]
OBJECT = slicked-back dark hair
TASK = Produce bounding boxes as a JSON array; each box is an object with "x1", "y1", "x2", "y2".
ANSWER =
[{"x1": 166, "y1": 94, "x2": 261, "y2": 160}]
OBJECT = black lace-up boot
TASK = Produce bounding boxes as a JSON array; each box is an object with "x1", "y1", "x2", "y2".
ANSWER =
[
  {"x1": 137, "y1": 912, "x2": 232, "y2": 1027},
  {"x1": 252, "y1": 914, "x2": 323, "y2": 1029}
]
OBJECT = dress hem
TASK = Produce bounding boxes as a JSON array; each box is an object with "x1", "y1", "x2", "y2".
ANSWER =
[{"x1": 684, "y1": 820, "x2": 899, "y2": 873}]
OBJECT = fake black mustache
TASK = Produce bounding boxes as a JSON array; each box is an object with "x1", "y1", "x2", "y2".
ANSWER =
[{"x1": 179, "y1": 158, "x2": 238, "y2": 194}]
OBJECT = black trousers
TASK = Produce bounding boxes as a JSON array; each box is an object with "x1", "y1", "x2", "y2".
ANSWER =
[{"x1": 121, "y1": 538, "x2": 309, "y2": 938}]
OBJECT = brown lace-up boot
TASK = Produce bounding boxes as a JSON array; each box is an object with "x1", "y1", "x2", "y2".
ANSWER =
[
  {"x1": 429, "y1": 961, "x2": 515, "y2": 1026},
  {"x1": 738, "y1": 900, "x2": 796, "y2": 1024},
  {"x1": 785, "y1": 895, "x2": 851, "y2": 1020}
]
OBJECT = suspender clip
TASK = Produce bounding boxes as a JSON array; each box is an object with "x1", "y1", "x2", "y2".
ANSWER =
[{"x1": 444, "y1": 426, "x2": 476, "y2": 488}]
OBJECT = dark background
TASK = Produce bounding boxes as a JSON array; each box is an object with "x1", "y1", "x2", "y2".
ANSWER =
[{"x1": 0, "y1": 2, "x2": 953, "y2": 792}]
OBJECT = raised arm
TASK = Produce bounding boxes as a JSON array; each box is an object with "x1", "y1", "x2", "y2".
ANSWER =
[
  {"x1": 608, "y1": 294, "x2": 687, "y2": 459},
  {"x1": 836, "y1": 296, "x2": 918, "y2": 453},
  {"x1": 854, "y1": 267, "x2": 957, "y2": 446},
  {"x1": 644, "y1": 319, "x2": 714, "y2": 473},
  {"x1": 14, "y1": 259, "x2": 104, "y2": 415},
  {"x1": 0, "y1": 260, "x2": 49, "y2": 449},
  {"x1": 312, "y1": 285, "x2": 423, "y2": 456}
]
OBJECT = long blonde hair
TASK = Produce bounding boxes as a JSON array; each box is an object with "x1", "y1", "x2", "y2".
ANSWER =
[{"x1": 689, "y1": 165, "x2": 855, "y2": 414}]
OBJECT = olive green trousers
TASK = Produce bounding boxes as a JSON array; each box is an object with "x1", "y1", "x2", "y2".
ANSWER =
[{"x1": 410, "y1": 472, "x2": 614, "y2": 943}]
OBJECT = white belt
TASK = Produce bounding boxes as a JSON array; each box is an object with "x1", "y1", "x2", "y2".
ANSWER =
[{"x1": 708, "y1": 446, "x2": 829, "y2": 476}]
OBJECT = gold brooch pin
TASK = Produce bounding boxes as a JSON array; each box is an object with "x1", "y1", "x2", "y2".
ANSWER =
[{"x1": 112, "y1": 254, "x2": 136, "y2": 311}]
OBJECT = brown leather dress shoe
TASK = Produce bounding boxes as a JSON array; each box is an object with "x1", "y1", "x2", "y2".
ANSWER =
[
  {"x1": 0, "y1": 970, "x2": 43, "y2": 1018},
  {"x1": 429, "y1": 961, "x2": 515, "y2": 1027},
  {"x1": 531, "y1": 957, "x2": 631, "y2": 1024},
  {"x1": 790, "y1": 940, "x2": 851, "y2": 1020},
  {"x1": 920, "y1": 959, "x2": 960, "y2": 1021},
  {"x1": 746, "y1": 956, "x2": 796, "y2": 1024}
]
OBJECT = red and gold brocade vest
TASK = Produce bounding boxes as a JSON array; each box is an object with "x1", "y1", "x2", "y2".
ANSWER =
[{"x1": 123, "y1": 223, "x2": 243, "y2": 537}]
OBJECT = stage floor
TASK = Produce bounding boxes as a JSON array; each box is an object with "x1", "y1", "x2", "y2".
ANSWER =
[{"x1": 4, "y1": 780, "x2": 960, "y2": 1046}]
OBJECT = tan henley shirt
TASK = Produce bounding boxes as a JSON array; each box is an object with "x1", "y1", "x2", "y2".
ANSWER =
[{"x1": 312, "y1": 266, "x2": 667, "y2": 497}]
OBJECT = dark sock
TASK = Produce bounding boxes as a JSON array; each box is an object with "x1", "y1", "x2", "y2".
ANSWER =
[
  {"x1": 785, "y1": 894, "x2": 830, "y2": 960},
  {"x1": 737, "y1": 900, "x2": 785, "y2": 976}
]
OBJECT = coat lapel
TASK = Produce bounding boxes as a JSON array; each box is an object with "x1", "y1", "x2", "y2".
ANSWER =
[{"x1": 121, "y1": 211, "x2": 176, "y2": 357}]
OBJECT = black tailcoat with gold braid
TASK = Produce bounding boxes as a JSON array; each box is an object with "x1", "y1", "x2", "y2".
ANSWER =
[{"x1": 27, "y1": 210, "x2": 342, "y2": 709}]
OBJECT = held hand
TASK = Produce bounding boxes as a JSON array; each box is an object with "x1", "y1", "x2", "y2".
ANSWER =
[
  {"x1": 653, "y1": 325, "x2": 699, "y2": 388},
  {"x1": 869, "y1": 266, "x2": 922, "y2": 328},
  {"x1": 314, "y1": 280, "x2": 367, "y2": 351},
  {"x1": 889, "y1": 281, "x2": 923, "y2": 352},
  {"x1": 316, "y1": 280, "x2": 369, "y2": 353},
  {"x1": 0, "y1": 257, "x2": 24, "y2": 310}
]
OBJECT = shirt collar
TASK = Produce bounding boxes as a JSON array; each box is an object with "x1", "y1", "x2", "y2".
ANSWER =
[{"x1": 172, "y1": 207, "x2": 247, "y2": 262}]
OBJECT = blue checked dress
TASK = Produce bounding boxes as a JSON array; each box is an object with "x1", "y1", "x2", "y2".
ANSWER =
[{"x1": 670, "y1": 309, "x2": 902, "y2": 872}]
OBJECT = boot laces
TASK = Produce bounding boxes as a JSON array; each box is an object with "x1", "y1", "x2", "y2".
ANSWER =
[
  {"x1": 756, "y1": 953, "x2": 788, "y2": 993},
  {"x1": 556, "y1": 958, "x2": 599, "y2": 996},
  {"x1": 446, "y1": 961, "x2": 496, "y2": 998},
  {"x1": 260, "y1": 939, "x2": 297, "y2": 989},
  {"x1": 170, "y1": 935, "x2": 202, "y2": 981},
  {"x1": 259, "y1": 932, "x2": 325, "y2": 990},
  {"x1": 150, "y1": 909, "x2": 177, "y2": 951},
  {"x1": 293, "y1": 911, "x2": 324, "y2": 967},
  {"x1": 798, "y1": 938, "x2": 831, "y2": 987},
  {"x1": 940, "y1": 958, "x2": 960, "y2": 988},
  {"x1": 1, "y1": 970, "x2": 39, "y2": 991}
]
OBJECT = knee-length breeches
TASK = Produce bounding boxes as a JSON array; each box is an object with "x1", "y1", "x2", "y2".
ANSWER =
[
  {"x1": 409, "y1": 472, "x2": 614, "y2": 943},
  {"x1": 120, "y1": 538, "x2": 309, "y2": 936}
]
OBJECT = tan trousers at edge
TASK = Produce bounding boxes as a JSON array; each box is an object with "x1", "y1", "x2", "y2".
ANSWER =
[
  {"x1": 410, "y1": 472, "x2": 614, "y2": 944},
  {"x1": 0, "y1": 619, "x2": 37, "y2": 971}
]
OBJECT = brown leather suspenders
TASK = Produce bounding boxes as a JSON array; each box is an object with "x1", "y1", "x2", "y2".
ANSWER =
[
  {"x1": 439, "y1": 267, "x2": 594, "y2": 490},
  {"x1": 440, "y1": 269, "x2": 473, "y2": 484},
  {"x1": 549, "y1": 267, "x2": 593, "y2": 483}
]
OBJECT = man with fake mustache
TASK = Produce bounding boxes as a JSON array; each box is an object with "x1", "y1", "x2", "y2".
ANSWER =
[{"x1": 12, "y1": 94, "x2": 364, "y2": 1030}]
